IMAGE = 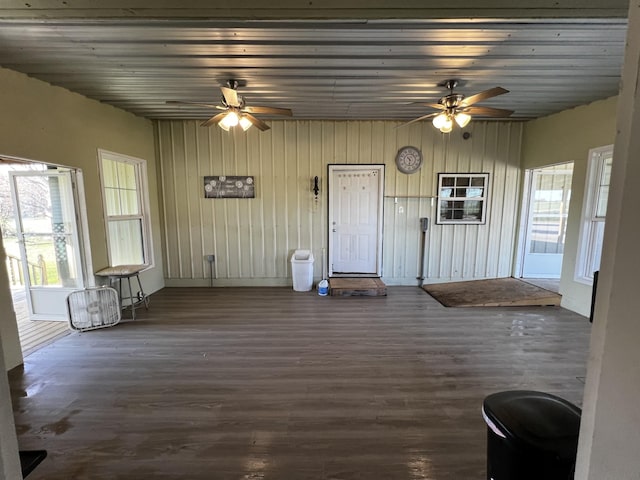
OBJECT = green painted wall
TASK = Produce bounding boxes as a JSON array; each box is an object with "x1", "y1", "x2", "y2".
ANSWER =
[
  {"x1": 521, "y1": 96, "x2": 618, "y2": 315},
  {"x1": 0, "y1": 67, "x2": 165, "y2": 369}
]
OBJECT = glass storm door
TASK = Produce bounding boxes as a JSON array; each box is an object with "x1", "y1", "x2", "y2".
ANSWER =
[
  {"x1": 522, "y1": 163, "x2": 573, "y2": 278},
  {"x1": 9, "y1": 170, "x2": 84, "y2": 321}
]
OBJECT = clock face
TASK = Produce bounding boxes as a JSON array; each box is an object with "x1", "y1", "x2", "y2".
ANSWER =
[{"x1": 395, "y1": 146, "x2": 423, "y2": 174}]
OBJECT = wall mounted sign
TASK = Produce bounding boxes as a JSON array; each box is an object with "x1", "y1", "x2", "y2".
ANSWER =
[{"x1": 204, "y1": 176, "x2": 255, "y2": 198}]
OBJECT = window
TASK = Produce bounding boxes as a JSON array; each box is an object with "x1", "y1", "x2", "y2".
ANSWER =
[
  {"x1": 437, "y1": 173, "x2": 489, "y2": 224},
  {"x1": 98, "y1": 150, "x2": 152, "y2": 267},
  {"x1": 575, "y1": 145, "x2": 613, "y2": 284}
]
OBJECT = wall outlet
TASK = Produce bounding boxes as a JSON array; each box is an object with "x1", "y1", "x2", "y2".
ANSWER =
[{"x1": 206, "y1": 254, "x2": 215, "y2": 262}]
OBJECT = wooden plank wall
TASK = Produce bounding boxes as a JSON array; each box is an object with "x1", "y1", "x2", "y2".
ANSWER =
[{"x1": 156, "y1": 120, "x2": 522, "y2": 286}]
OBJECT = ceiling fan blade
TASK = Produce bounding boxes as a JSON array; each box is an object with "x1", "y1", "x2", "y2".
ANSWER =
[
  {"x1": 166, "y1": 100, "x2": 223, "y2": 109},
  {"x1": 243, "y1": 105, "x2": 293, "y2": 116},
  {"x1": 411, "y1": 102, "x2": 446, "y2": 110},
  {"x1": 460, "y1": 87, "x2": 509, "y2": 107},
  {"x1": 460, "y1": 106, "x2": 514, "y2": 117},
  {"x1": 221, "y1": 86, "x2": 240, "y2": 107},
  {"x1": 244, "y1": 113, "x2": 271, "y2": 131},
  {"x1": 397, "y1": 112, "x2": 439, "y2": 128},
  {"x1": 200, "y1": 112, "x2": 228, "y2": 127}
]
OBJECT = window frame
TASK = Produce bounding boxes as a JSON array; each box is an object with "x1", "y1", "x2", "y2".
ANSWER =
[
  {"x1": 436, "y1": 173, "x2": 489, "y2": 225},
  {"x1": 97, "y1": 149, "x2": 153, "y2": 268},
  {"x1": 575, "y1": 145, "x2": 613, "y2": 285}
]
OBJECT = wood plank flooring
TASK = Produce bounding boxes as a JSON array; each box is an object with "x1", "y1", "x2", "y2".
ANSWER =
[
  {"x1": 12, "y1": 287, "x2": 69, "y2": 356},
  {"x1": 9, "y1": 287, "x2": 591, "y2": 480}
]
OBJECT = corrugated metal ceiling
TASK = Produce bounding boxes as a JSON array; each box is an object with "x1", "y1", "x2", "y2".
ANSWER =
[{"x1": 0, "y1": 17, "x2": 628, "y2": 122}]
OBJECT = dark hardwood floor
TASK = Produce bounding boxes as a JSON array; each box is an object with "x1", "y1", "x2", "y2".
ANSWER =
[{"x1": 9, "y1": 287, "x2": 591, "y2": 480}]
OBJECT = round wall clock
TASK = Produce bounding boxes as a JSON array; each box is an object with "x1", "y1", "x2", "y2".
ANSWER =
[{"x1": 395, "y1": 146, "x2": 423, "y2": 174}]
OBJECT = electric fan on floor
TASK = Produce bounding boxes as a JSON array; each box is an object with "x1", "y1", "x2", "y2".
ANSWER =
[{"x1": 66, "y1": 287, "x2": 121, "y2": 332}]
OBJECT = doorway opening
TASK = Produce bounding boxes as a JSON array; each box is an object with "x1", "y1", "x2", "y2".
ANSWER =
[
  {"x1": 328, "y1": 164, "x2": 385, "y2": 278},
  {"x1": 1, "y1": 159, "x2": 87, "y2": 356},
  {"x1": 517, "y1": 162, "x2": 574, "y2": 285}
]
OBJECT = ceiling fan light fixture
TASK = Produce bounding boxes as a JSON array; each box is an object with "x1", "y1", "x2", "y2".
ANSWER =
[
  {"x1": 220, "y1": 110, "x2": 239, "y2": 129},
  {"x1": 433, "y1": 113, "x2": 454, "y2": 133},
  {"x1": 239, "y1": 116, "x2": 252, "y2": 131},
  {"x1": 439, "y1": 121, "x2": 453, "y2": 133},
  {"x1": 432, "y1": 112, "x2": 450, "y2": 130},
  {"x1": 454, "y1": 112, "x2": 472, "y2": 128}
]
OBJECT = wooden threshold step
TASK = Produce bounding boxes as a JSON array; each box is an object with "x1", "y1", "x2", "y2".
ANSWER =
[{"x1": 329, "y1": 277, "x2": 387, "y2": 297}]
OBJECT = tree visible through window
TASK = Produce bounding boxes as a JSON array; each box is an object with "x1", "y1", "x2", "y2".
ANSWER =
[
  {"x1": 98, "y1": 150, "x2": 151, "y2": 267},
  {"x1": 575, "y1": 145, "x2": 613, "y2": 283}
]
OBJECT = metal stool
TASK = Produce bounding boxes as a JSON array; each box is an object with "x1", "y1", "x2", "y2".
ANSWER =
[{"x1": 95, "y1": 265, "x2": 149, "y2": 320}]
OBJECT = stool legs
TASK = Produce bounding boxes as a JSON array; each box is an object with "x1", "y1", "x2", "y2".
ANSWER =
[
  {"x1": 135, "y1": 274, "x2": 150, "y2": 308},
  {"x1": 127, "y1": 276, "x2": 135, "y2": 320},
  {"x1": 113, "y1": 277, "x2": 123, "y2": 311},
  {"x1": 109, "y1": 273, "x2": 149, "y2": 320}
]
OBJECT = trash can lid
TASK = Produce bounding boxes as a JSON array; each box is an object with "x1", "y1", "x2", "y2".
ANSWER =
[
  {"x1": 483, "y1": 390, "x2": 581, "y2": 458},
  {"x1": 292, "y1": 250, "x2": 313, "y2": 260}
]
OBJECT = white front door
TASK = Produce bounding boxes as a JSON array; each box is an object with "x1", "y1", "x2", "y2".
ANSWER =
[
  {"x1": 328, "y1": 165, "x2": 384, "y2": 276},
  {"x1": 10, "y1": 170, "x2": 85, "y2": 321},
  {"x1": 521, "y1": 163, "x2": 573, "y2": 278}
]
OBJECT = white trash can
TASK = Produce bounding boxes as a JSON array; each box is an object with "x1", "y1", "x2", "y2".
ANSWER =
[{"x1": 291, "y1": 250, "x2": 314, "y2": 291}]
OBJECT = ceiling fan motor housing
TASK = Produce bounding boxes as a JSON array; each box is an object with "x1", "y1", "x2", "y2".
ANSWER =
[
  {"x1": 221, "y1": 94, "x2": 245, "y2": 109},
  {"x1": 440, "y1": 93, "x2": 465, "y2": 109}
]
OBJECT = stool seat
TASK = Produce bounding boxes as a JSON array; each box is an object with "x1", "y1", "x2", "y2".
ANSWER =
[
  {"x1": 96, "y1": 264, "x2": 147, "y2": 277},
  {"x1": 95, "y1": 264, "x2": 149, "y2": 319}
]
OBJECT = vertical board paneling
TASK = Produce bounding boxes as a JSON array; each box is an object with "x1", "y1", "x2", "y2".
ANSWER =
[
  {"x1": 235, "y1": 130, "x2": 249, "y2": 278},
  {"x1": 501, "y1": 124, "x2": 524, "y2": 276},
  {"x1": 272, "y1": 123, "x2": 289, "y2": 277},
  {"x1": 486, "y1": 123, "x2": 507, "y2": 279},
  {"x1": 259, "y1": 130, "x2": 275, "y2": 277},
  {"x1": 471, "y1": 123, "x2": 489, "y2": 278},
  {"x1": 309, "y1": 122, "x2": 323, "y2": 275},
  {"x1": 194, "y1": 122, "x2": 207, "y2": 279},
  {"x1": 157, "y1": 120, "x2": 523, "y2": 286},
  {"x1": 157, "y1": 122, "x2": 171, "y2": 278},
  {"x1": 168, "y1": 122, "x2": 182, "y2": 278},
  {"x1": 184, "y1": 122, "x2": 198, "y2": 278},
  {"x1": 283, "y1": 122, "x2": 297, "y2": 269}
]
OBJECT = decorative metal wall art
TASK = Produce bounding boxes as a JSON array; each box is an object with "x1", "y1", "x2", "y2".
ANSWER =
[{"x1": 204, "y1": 176, "x2": 255, "y2": 198}]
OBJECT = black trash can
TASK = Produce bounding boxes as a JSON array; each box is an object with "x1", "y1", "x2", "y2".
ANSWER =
[{"x1": 482, "y1": 390, "x2": 581, "y2": 480}]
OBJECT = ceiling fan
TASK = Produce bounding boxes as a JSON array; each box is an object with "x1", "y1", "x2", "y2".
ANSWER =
[
  {"x1": 167, "y1": 80, "x2": 293, "y2": 132},
  {"x1": 401, "y1": 80, "x2": 514, "y2": 133}
]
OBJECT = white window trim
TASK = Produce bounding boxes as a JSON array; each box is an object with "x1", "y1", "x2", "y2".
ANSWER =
[
  {"x1": 436, "y1": 173, "x2": 489, "y2": 225},
  {"x1": 574, "y1": 145, "x2": 613, "y2": 285},
  {"x1": 97, "y1": 149, "x2": 154, "y2": 268}
]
